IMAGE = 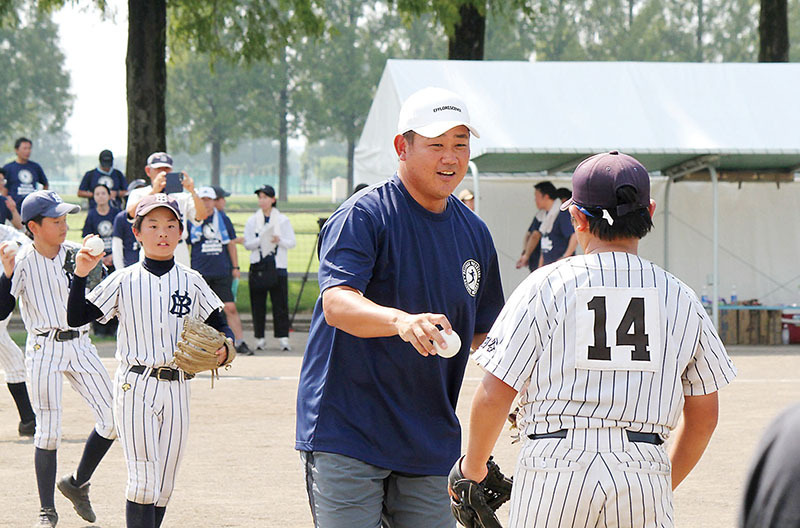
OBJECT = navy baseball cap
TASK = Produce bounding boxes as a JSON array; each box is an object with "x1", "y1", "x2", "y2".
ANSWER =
[
  {"x1": 561, "y1": 151, "x2": 650, "y2": 216},
  {"x1": 99, "y1": 149, "x2": 113, "y2": 165},
  {"x1": 21, "y1": 191, "x2": 80, "y2": 223},
  {"x1": 146, "y1": 152, "x2": 173, "y2": 168},
  {"x1": 212, "y1": 185, "x2": 230, "y2": 199},
  {"x1": 254, "y1": 184, "x2": 275, "y2": 198},
  {"x1": 135, "y1": 194, "x2": 182, "y2": 223},
  {"x1": 128, "y1": 178, "x2": 147, "y2": 192}
]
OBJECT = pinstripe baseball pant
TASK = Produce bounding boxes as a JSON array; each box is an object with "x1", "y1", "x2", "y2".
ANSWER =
[{"x1": 509, "y1": 428, "x2": 673, "y2": 528}]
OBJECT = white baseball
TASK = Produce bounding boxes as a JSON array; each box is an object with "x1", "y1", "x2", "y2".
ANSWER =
[
  {"x1": 85, "y1": 236, "x2": 105, "y2": 256},
  {"x1": 433, "y1": 328, "x2": 461, "y2": 358},
  {"x1": 2, "y1": 242, "x2": 18, "y2": 258}
]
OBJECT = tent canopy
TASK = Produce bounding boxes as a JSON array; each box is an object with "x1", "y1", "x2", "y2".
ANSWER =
[{"x1": 355, "y1": 60, "x2": 800, "y2": 183}]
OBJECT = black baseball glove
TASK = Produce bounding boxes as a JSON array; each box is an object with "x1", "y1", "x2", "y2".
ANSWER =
[
  {"x1": 448, "y1": 456, "x2": 513, "y2": 528},
  {"x1": 63, "y1": 247, "x2": 106, "y2": 291}
]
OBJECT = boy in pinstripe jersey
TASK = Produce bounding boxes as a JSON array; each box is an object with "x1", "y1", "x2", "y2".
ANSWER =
[
  {"x1": 0, "y1": 190, "x2": 117, "y2": 528},
  {"x1": 456, "y1": 151, "x2": 736, "y2": 528},
  {"x1": 67, "y1": 194, "x2": 233, "y2": 528}
]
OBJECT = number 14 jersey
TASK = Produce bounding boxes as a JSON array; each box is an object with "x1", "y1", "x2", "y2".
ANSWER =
[{"x1": 472, "y1": 252, "x2": 736, "y2": 439}]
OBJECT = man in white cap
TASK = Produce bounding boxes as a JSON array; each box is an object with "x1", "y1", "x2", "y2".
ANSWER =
[
  {"x1": 126, "y1": 152, "x2": 207, "y2": 266},
  {"x1": 296, "y1": 87, "x2": 505, "y2": 527}
]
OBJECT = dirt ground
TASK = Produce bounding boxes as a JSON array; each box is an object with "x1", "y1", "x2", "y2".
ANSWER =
[{"x1": 0, "y1": 334, "x2": 797, "y2": 527}]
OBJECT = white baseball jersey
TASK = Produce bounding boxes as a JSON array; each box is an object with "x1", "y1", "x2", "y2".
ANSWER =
[
  {"x1": 87, "y1": 261, "x2": 223, "y2": 506},
  {"x1": 0, "y1": 225, "x2": 29, "y2": 383},
  {"x1": 88, "y1": 262, "x2": 223, "y2": 367},
  {"x1": 11, "y1": 242, "x2": 91, "y2": 335},
  {"x1": 473, "y1": 252, "x2": 736, "y2": 528},
  {"x1": 9, "y1": 241, "x2": 115, "y2": 450}
]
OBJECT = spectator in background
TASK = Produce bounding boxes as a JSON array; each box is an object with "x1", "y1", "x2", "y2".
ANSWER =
[
  {"x1": 538, "y1": 181, "x2": 578, "y2": 266},
  {"x1": 3, "y1": 137, "x2": 48, "y2": 208},
  {"x1": 83, "y1": 184, "x2": 120, "y2": 337},
  {"x1": 78, "y1": 150, "x2": 127, "y2": 209},
  {"x1": 111, "y1": 179, "x2": 147, "y2": 270},
  {"x1": 244, "y1": 184, "x2": 296, "y2": 352},
  {"x1": 189, "y1": 186, "x2": 252, "y2": 356},
  {"x1": 556, "y1": 187, "x2": 572, "y2": 202},
  {"x1": 352, "y1": 183, "x2": 369, "y2": 196},
  {"x1": 0, "y1": 169, "x2": 23, "y2": 230},
  {"x1": 458, "y1": 188, "x2": 475, "y2": 211},
  {"x1": 516, "y1": 181, "x2": 554, "y2": 271}
]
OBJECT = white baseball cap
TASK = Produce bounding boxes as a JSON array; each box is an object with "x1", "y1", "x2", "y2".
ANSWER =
[
  {"x1": 397, "y1": 87, "x2": 480, "y2": 139},
  {"x1": 197, "y1": 186, "x2": 216, "y2": 199}
]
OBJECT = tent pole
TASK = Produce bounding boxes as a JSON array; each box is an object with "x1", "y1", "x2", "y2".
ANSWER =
[
  {"x1": 663, "y1": 177, "x2": 671, "y2": 271},
  {"x1": 469, "y1": 161, "x2": 480, "y2": 216},
  {"x1": 710, "y1": 166, "x2": 719, "y2": 329}
]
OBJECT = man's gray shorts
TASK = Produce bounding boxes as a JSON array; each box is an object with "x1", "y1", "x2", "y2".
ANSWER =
[{"x1": 301, "y1": 451, "x2": 455, "y2": 528}]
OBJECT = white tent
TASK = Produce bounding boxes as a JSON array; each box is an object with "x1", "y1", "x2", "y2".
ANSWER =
[{"x1": 354, "y1": 60, "x2": 800, "y2": 322}]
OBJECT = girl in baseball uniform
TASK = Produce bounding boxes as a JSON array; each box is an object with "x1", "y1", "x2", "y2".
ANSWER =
[{"x1": 67, "y1": 194, "x2": 233, "y2": 528}]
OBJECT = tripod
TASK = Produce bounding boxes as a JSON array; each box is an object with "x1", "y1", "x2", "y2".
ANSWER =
[{"x1": 290, "y1": 217, "x2": 326, "y2": 327}]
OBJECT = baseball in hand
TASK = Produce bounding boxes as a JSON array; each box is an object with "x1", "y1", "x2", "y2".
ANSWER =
[
  {"x1": 433, "y1": 328, "x2": 461, "y2": 358},
  {"x1": 84, "y1": 236, "x2": 105, "y2": 256},
  {"x1": 2, "y1": 242, "x2": 18, "y2": 258}
]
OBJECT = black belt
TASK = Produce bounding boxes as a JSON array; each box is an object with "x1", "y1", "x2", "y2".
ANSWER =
[
  {"x1": 37, "y1": 330, "x2": 82, "y2": 342},
  {"x1": 129, "y1": 365, "x2": 190, "y2": 381},
  {"x1": 528, "y1": 429, "x2": 663, "y2": 445}
]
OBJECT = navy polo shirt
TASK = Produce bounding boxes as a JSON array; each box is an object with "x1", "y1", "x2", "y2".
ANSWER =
[
  {"x1": 526, "y1": 215, "x2": 542, "y2": 271},
  {"x1": 83, "y1": 207, "x2": 120, "y2": 253},
  {"x1": 112, "y1": 210, "x2": 140, "y2": 267},
  {"x1": 189, "y1": 210, "x2": 235, "y2": 278},
  {"x1": 79, "y1": 168, "x2": 127, "y2": 209},
  {"x1": 0, "y1": 197, "x2": 13, "y2": 225},
  {"x1": 3, "y1": 161, "x2": 47, "y2": 207},
  {"x1": 295, "y1": 174, "x2": 504, "y2": 475}
]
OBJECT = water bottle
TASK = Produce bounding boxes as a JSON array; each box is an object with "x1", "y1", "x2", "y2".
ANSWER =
[{"x1": 730, "y1": 285, "x2": 738, "y2": 305}]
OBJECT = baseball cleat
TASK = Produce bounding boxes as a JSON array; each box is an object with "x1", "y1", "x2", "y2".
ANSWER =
[
  {"x1": 236, "y1": 342, "x2": 254, "y2": 356},
  {"x1": 32, "y1": 507, "x2": 57, "y2": 528},
  {"x1": 280, "y1": 337, "x2": 291, "y2": 351},
  {"x1": 18, "y1": 419, "x2": 35, "y2": 437},
  {"x1": 255, "y1": 338, "x2": 265, "y2": 350},
  {"x1": 57, "y1": 475, "x2": 96, "y2": 523}
]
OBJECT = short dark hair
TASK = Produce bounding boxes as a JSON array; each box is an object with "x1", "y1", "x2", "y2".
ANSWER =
[
  {"x1": 14, "y1": 137, "x2": 31, "y2": 150},
  {"x1": 556, "y1": 187, "x2": 572, "y2": 201},
  {"x1": 534, "y1": 181, "x2": 558, "y2": 199},
  {"x1": 92, "y1": 184, "x2": 111, "y2": 195},
  {"x1": 402, "y1": 131, "x2": 416, "y2": 145},
  {"x1": 581, "y1": 186, "x2": 653, "y2": 241},
  {"x1": 24, "y1": 215, "x2": 44, "y2": 239}
]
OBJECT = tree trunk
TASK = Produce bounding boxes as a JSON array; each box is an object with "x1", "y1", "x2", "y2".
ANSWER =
[
  {"x1": 448, "y1": 2, "x2": 485, "y2": 60},
  {"x1": 759, "y1": 0, "x2": 789, "y2": 62},
  {"x1": 211, "y1": 138, "x2": 221, "y2": 187},
  {"x1": 696, "y1": 0, "x2": 704, "y2": 61},
  {"x1": 278, "y1": 46, "x2": 289, "y2": 202},
  {"x1": 125, "y1": 0, "x2": 167, "y2": 182}
]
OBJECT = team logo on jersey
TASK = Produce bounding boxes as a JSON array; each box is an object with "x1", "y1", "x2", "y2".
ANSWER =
[
  {"x1": 202, "y1": 223, "x2": 220, "y2": 240},
  {"x1": 98, "y1": 221, "x2": 113, "y2": 237},
  {"x1": 18, "y1": 169, "x2": 33, "y2": 184},
  {"x1": 169, "y1": 290, "x2": 192, "y2": 316},
  {"x1": 462, "y1": 259, "x2": 481, "y2": 297},
  {"x1": 98, "y1": 176, "x2": 114, "y2": 189}
]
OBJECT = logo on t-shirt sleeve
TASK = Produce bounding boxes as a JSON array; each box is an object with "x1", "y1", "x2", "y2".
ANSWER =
[{"x1": 462, "y1": 259, "x2": 481, "y2": 297}]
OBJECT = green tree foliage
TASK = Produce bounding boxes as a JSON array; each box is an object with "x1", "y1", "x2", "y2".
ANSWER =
[
  {"x1": 167, "y1": 48, "x2": 285, "y2": 186},
  {"x1": 0, "y1": 8, "x2": 72, "y2": 147}
]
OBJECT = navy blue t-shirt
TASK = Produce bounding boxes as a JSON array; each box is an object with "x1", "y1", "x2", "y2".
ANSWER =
[
  {"x1": 189, "y1": 210, "x2": 235, "y2": 278},
  {"x1": 295, "y1": 174, "x2": 505, "y2": 475},
  {"x1": 79, "y1": 168, "x2": 127, "y2": 209},
  {"x1": 112, "y1": 210, "x2": 140, "y2": 267},
  {"x1": 83, "y1": 207, "x2": 120, "y2": 253},
  {"x1": 2, "y1": 161, "x2": 47, "y2": 207},
  {"x1": 0, "y1": 197, "x2": 13, "y2": 226},
  {"x1": 526, "y1": 216, "x2": 542, "y2": 271},
  {"x1": 540, "y1": 210, "x2": 574, "y2": 265}
]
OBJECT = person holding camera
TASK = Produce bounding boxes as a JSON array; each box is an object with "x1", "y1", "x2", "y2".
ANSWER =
[
  {"x1": 125, "y1": 152, "x2": 208, "y2": 266},
  {"x1": 244, "y1": 185, "x2": 295, "y2": 351}
]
